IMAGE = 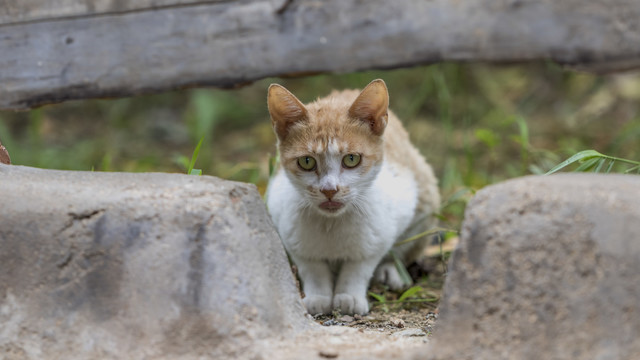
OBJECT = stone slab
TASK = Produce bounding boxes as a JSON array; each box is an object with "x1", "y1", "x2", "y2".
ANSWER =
[
  {"x1": 426, "y1": 174, "x2": 640, "y2": 360},
  {"x1": 0, "y1": 164, "x2": 309, "y2": 359}
]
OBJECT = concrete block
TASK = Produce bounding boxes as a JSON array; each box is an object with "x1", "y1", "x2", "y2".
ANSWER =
[
  {"x1": 0, "y1": 164, "x2": 309, "y2": 359},
  {"x1": 428, "y1": 174, "x2": 640, "y2": 360}
]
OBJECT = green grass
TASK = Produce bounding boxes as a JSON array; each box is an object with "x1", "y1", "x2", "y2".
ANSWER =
[
  {"x1": 187, "y1": 137, "x2": 204, "y2": 175},
  {"x1": 546, "y1": 149, "x2": 640, "y2": 174}
]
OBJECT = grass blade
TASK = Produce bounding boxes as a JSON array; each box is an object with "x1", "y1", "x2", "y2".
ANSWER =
[
  {"x1": 398, "y1": 286, "x2": 422, "y2": 302},
  {"x1": 187, "y1": 137, "x2": 204, "y2": 175},
  {"x1": 439, "y1": 187, "x2": 474, "y2": 209},
  {"x1": 606, "y1": 160, "x2": 615, "y2": 173},
  {"x1": 394, "y1": 227, "x2": 458, "y2": 246},
  {"x1": 624, "y1": 165, "x2": 640, "y2": 174},
  {"x1": 545, "y1": 149, "x2": 603, "y2": 175},
  {"x1": 368, "y1": 292, "x2": 386, "y2": 303},
  {"x1": 593, "y1": 158, "x2": 606, "y2": 173},
  {"x1": 574, "y1": 157, "x2": 600, "y2": 172},
  {"x1": 390, "y1": 250, "x2": 413, "y2": 287},
  {"x1": 515, "y1": 116, "x2": 530, "y2": 174},
  {"x1": 381, "y1": 298, "x2": 439, "y2": 304}
]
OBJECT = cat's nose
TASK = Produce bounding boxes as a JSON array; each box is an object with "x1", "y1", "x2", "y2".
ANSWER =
[{"x1": 320, "y1": 188, "x2": 338, "y2": 200}]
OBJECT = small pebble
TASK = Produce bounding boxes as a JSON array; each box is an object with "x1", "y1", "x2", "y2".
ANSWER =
[
  {"x1": 389, "y1": 318, "x2": 405, "y2": 328},
  {"x1": 319, "y1": 350, "x2": 339, "y2": 358},
  {"x1": 322, "y1": 319, "x2": 339, "y2": 326},
  {"x1": 338, "y1": 315, "x2": 354, "y2": 323}
]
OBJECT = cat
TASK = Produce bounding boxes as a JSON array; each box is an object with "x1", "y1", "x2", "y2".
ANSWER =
[{"x1": 266, "y1": 79, "x2": 440, "y2": 315}]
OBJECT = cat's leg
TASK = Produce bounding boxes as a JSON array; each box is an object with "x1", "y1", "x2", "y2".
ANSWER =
[
  {"x1": 374, "y1": 220, "x2": 435, "y2": 290},
  {"x1": 332, "y1": 258, "x2": 380, "y2": 315},
  {"x1": 374, "y1": 262, "x2": 405, "y2": 291},
  {"x1": 293, "y1": 256, "x2": 334, "y2": 315}
]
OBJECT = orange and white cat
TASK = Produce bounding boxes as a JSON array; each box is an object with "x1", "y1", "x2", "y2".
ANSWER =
[{"x1": 266, "y1": 79, "x2": 440, "y2": 315}]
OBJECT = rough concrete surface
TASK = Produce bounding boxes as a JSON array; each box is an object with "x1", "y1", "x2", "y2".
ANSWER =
[
  {"x1": 4, "y1": 166, "x2": 639, "y2": 359},
  {"x1": 0, "y1": 164, "x2": 436, "y2": 360},
  {"x1": 426, "y1": 174, "x2": 640, "y2": 360},
  {"x1": 2, "y1": 0, "x2": 640, "y2": 109},
  {"x1": 0, "y1": 164, "x2": 310, "y2": 359}
]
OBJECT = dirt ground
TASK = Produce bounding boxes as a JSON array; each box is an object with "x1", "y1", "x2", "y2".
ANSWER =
[
  {"x1": 257, "y1": 243, "x2": 451, "y2": 360},
  {"x1": 258, "y1": 305, "x2": 438, "y2": 360},
  {"x1": 313, "y1": 306, "x2": 438, "y2": 337}
]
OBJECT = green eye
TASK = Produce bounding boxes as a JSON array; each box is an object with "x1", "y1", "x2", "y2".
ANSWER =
[
  {"x1": 342, "y1": 154, "x2": 361, "y2": 168},
  {"x1": 297, "y1": 156, "x2": 317, "y2": 171}
]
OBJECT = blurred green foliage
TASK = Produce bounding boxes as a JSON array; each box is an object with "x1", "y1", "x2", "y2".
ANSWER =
[{"x1": 1, "y1": 63, "x2": 639, "y2": 228}]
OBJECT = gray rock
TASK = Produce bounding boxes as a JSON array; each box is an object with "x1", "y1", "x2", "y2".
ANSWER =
[
  {"x1": 427, "y1": 174, "x2": 640, "y2": 360},
  {"x1": 0, "y1": 164, "x2": 309, "y2": 359}
]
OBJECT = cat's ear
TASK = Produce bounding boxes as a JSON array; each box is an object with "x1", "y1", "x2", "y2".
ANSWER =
[
  {"x1": 268, "y1": 84, "x2": 308, "y2": 140},
  {"x1": 348, "y1": 79, "x2": 389, "y2": 136}
]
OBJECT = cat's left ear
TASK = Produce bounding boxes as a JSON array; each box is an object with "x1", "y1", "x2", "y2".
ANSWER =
[
  {"x1": 268, "y1": 84, "x2": 308, "y2": 140},
  {"x1": 348, "y1": 79, "x2": 389, "y2": 136}
]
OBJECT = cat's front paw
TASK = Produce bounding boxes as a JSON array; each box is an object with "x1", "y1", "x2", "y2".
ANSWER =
[
  {"x1": 332, "y1": 293, "x2": 369, "y2": 315},
  {"x1": 303, "y1": 295, "x2": 333, "y2": 315},
  {"x1": 374, "y1": 262, "x2": 406, "y2": 291}
]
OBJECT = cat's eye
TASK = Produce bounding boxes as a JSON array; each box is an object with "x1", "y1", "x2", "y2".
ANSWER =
[
  {"x1": 342, "y1": 154, "x2": 361, "y2": 168},
  {"x1": 297, "y1": 156, "x2": 317, "y2": 171}
]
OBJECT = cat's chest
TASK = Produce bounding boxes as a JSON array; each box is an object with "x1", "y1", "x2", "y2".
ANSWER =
[
  {"x1": 288, "y1": 214, "x2": 389, "y2": 260},
  {"x1": 268, "y1": 160, "x2": 418, "y2": 260}
]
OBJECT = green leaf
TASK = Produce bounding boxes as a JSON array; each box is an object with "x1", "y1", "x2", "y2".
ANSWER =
[
  {"x1": 545, "y1": 150, "x2": 604, "y2": 175},
  {"x1": 187, "y1": 137, "x2": 204, "y2": 175},
  {"x1": 189, "y1": 169, "x2": 202, "y2": 176},
  {"x1": 398, "y1": 286, "x2": 422, "y2": 302},
  {"x1": 368, "y1": 292, "x2": 386, "y2": 303},
  {"x1": 606, "y1": 160, "x2": 615, "y2": 173}
]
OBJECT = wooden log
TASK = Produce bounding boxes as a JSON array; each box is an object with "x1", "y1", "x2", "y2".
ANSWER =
[
  {"x1": 1, "y1": 0, "x2": 640, "y2": 110},
  {"x1": 0, "y1": 0, "x2": 228, "y2": 24}
]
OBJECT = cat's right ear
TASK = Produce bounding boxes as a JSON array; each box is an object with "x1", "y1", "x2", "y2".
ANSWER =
[
  {"x1": 267, "y1": 84, "x2": 308, "y2": 140},
  {"x1": 348, "y1": 79, "x2": 389, "y2": 136}
]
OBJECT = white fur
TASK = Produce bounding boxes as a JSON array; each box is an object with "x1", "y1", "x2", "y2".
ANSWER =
[{"x1": 267, "y1": 152, "x2": 418, "y2": 315}]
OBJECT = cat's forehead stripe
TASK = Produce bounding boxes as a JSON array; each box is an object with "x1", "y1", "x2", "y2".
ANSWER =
[
  {"x1": 328, "y1": 138, "x2": 340, "y2": 154},
  {"x1": 305, "y1": 138, "x2": 350, "y2": 155}
]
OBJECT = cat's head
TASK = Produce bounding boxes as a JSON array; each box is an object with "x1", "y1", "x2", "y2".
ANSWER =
[{"x1": 267, "y1": 79, "x2": 389, "y2": 217}]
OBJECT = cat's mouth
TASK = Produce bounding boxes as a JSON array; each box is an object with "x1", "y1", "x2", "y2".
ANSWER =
[{"x1": 319, "y1": 200, "x2": 344, "y2": 212}]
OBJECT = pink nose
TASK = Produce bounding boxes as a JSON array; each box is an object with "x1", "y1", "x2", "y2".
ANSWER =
[{"x1": 320, "y1": 188, "x2": 338, "y2": 200}]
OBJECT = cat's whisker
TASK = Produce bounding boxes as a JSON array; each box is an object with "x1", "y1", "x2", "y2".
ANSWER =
[{"x1": 350, "y1": 196, "x2": 371, "y2": 218}]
